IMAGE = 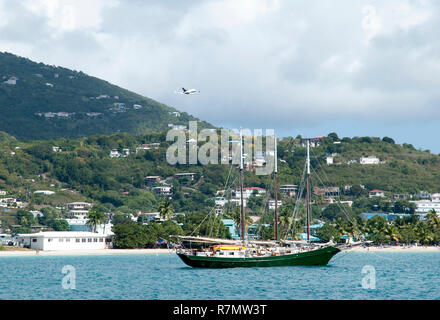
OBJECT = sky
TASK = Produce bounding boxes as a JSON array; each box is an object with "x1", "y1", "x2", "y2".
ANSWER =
[{"x1": 1, "y1": 0, "x2": 440, "y2": 152}]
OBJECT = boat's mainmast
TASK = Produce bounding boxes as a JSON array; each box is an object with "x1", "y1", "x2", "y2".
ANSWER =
[
  {"x1": 239, "y1": 128, "x2": 246, "y2": 242},
  {"x1": 306, "y1": 139, "x2": 311, "y2": 242},
  {"x1": 274, "y1": 135, "x2": 279, "y2": 242}
]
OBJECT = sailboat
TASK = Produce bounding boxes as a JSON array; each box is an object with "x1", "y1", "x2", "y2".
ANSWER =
[{"x1": 174, "y1": 132, "x2": 345, "y2": 268}]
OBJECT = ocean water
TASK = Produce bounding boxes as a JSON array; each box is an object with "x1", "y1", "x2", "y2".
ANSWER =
[{"x1": 0, "y1": 252, "x2": 439, "y2": 300}]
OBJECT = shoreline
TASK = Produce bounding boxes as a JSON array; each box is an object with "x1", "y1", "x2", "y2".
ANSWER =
[
  {"x1": 345, "y1": 245, "x2": 440, "y2": 252},
  {"x1": 1, "y1": 246, "x2": 439, "y2": 257},
  {"x1": 0, "y1": 248, "x2": 174, "y2": 257}
]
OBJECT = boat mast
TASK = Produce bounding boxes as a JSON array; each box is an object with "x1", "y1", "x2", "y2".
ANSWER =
[
  {"x1": 239, "y1": 128, "x2": 246, "y2": 242},
  {"x1": 274, "y1": 135, "x2": 279, "y2": 242},
  {"x1": 306, "y1": 139, "x2": 311, "y2": 242}
]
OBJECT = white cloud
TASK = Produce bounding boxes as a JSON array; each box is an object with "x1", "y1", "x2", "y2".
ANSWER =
[
  {"x1": 23, "y1": 0, "x2": 117, "y2": 34},
  {"x1": 1, "y1": 0, "x2": 440, "y2": 147}
]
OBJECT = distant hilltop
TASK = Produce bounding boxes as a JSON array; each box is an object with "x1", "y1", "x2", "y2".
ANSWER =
[{"x1": 0, "y1": 52, "x2": 213, "y2": 140}]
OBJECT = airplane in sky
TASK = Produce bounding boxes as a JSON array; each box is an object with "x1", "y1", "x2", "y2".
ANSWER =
[{"x1": 177, "y1": 87, "x2": 199, "y2": 95}]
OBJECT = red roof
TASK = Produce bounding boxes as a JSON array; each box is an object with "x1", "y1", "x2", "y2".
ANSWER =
[{"x1": 370, "y1": 189, "x2": 384, "y2": 193}]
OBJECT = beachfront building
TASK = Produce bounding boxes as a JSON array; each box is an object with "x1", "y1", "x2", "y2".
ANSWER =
[{"x1": 17, "y1": 232, "x2": 109, "y2": 251}]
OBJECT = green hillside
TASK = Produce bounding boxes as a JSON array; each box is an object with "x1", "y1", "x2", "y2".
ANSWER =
[
  {"x1": 1, "y1": 131, "x2": 440, "y2": 244},
  {"x1": 0, "y1": 52, "x2": 212, "y2": 140}
]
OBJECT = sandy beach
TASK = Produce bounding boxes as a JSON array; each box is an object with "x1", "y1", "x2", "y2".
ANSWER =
[
  {"x1": 1, "y1": 246, "x2": 439, "y2": 257},
  {"x1": 346, "y1": 245, "x2": 440, "y2": 252},
  {"x1": 0, "y1": 248, "x2": 174, "y2": 257}
]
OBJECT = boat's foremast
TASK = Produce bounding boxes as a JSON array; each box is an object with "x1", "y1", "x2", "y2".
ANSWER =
[{"x1": 306, "y1": 139, "x2": 311, "y2": 242}]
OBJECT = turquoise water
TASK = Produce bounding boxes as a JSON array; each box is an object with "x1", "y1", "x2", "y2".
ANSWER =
[{"x1": 0, "y1": 252, "x2": 439, "y2": 300}]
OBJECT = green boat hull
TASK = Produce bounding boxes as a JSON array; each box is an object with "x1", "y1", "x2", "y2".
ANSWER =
[{"x1": 177, "y1": 246, "x2": 341, "y2": 268}]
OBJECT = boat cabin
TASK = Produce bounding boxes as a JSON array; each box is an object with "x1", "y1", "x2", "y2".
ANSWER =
[{"x1": 195, "y1": 244, "x2": 246, "y2": 258}]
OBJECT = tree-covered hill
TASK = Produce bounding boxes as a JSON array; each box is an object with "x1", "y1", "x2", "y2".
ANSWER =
[
  {"x1": 0, "y1": 52, "x2": 212, "y2": 140},
  {"x1": 1, "y1": 130, "x2": 440, "y2": 243},
  {"x1": 0, "y1": 131, "x2": 439, "y2": 212}
]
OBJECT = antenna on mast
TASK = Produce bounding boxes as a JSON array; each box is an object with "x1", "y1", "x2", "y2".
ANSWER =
[{"x1": 239, "y1": 128, "x2": 245, "y2": 242}]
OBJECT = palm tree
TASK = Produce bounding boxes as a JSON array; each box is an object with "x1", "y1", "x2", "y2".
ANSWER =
[
  {"x1": 86, "y1": 207, "x2": 107, "y2": 233},
  {"x1": 158, "y1": 200, "x2": 174, "y2": 221},
  {"x1": 383, "y1": 225, "x2": 399, "y2": 243},
  {"x1": 426, "y1": 210, "x2": 440, "y2": 229}
]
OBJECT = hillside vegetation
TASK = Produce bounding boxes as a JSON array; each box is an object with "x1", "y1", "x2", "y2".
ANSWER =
[
  {"x1": 0, "y1": 52, "x2": 212, "y2": 140},
  {"x1": 0, "y1": 131, "x2": 439, "y2": 212}
]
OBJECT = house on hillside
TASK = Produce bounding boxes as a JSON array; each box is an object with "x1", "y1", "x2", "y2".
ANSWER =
[
  {"x1": 151, "y1": 186, "x2": 172, "y2": 198},
  {"x1": 313, "y1": 187, "x2": 340, "y2": 197},
  {"x1": 267, "y1": 200, "x2": 283, "y2": 210},
  {"x1": 279, "y1": 185, "x2": 297, "y2": 197},
  {"x1": 3, "y1": 76, "x2": 18, "y2": 85},
  {"x1": 174, "y1": 172, "x2": 196, "y2": 181},
  {"x1": 360, "y1": 156, "x2": 380, "y2": 165},
  {"x1": 369, "y1": 189, "x2": 385, "y2": 198},
  {"x1": 300, "y1": 137, "x2": 324, "y2": 148},
  {"x1": 110, "y1": 150, "x2": 120, "y2": 158},
  {"x1": 233, "y1": 187, "x2": 266, "y2": 199},
  {"x1": 34, "y1": 190, "x2": 55, "y2": 195},
  {"x1": 145, "y1": 176, "x2": 162, "y2": 186}
]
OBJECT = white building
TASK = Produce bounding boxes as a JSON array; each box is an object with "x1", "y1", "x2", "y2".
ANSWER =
[
  {"x1": 267, "y1": 200, "x2": 283, "y2": 210},
  {"x1": 110, "y1": 149, "x2": 120, "y2": 158},
  {"x1": 67, "y1": 202, "x2": 92, "y2": 219},
  {"x1": 67, "y1": 202, "x2": 92, "y2": 210},
  {"x1": 229, "y1": 198, "x2": 247, "y2": 207},
  {"x1": 34, "y1": 190, "x2": 55, "y2": 195},
  {"x1": 233, "y1": 187, "x2": 266, "y2": 199},
  {"x1": 139, "y1": 212, "x2": 162, "y2": 223},
  {"x1": 369, "y1": 190, "x2": 385, "y2": 198},
  {"x1": 30, "y1": 211, "x2": 44, "y2": 219},
  {"x1": 213, "y1": 197, "x2": 227, "y2": 207},
  {"x1": 151, "y1": 186, "x2": 172, "y2": 197},
  {"x1": 17, "y1": 232, "x2": 108, "y2": 251},
  {"x1": 411, "y1": 194, "x2": 440, "y2": 214},
  {"x1": 360, "y1": 156, "x2": 380, "y2": 165},
  {"x1": 4, "y1": 77, "x2": 17, "y2": 85},
  {"x1": 0, "y1": 198, "x2": 17, "y2": 207}
]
